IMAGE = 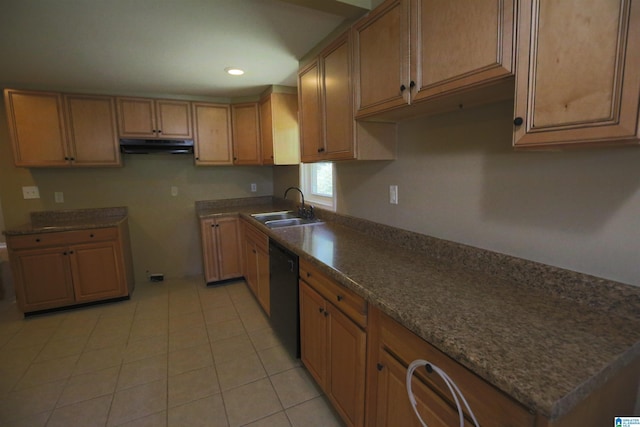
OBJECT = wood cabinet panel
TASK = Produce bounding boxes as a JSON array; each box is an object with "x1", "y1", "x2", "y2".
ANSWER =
[
  {"x1": 70, "y1": 241, "x2": 125, "y2": 302},
  {"x1": 231, "y1": 103, "x2": 261, "y2": 165},
  {"x1": 64, "y1": 94, "x2": 120, "y2": 166},
  {"x1": 259, "y1": 97, "x2": 274, "y2": 164},
  {"x1": 4, "y1": 90, "x2": 69, "y2": 166},
  {"x1": 192, "y1": 102, "x2": 233, "y2": 165},
  {"x1": 155, "y1": 100, "x2": 192, "y2": 139},
  {"x1": 300, "y1": 281, "x2": 329, "y2": 388},
  {"x1": 259, "y1": 91, "x2": 300, "y2": 165},
  {"x1": 241, "y1": 219, "x2": 270, "y2": 314},
  {"x1": 298, "y1": 60, "x2": 323, "y2": 162},
  {"x1": 200, "y1": 216, "x2": 242, "y2": 283},
  {"x1": 514, "y1": 0, "x2": 640, "y2": 148},
  {"x1": 117, "y1": 97, "x2": 192, "y2": 139}
]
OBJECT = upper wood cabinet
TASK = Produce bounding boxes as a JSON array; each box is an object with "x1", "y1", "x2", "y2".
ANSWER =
[
  {"x1": 192, "y1": 102, "x2": 233, "y2": 165},
  {"x1": 4, "y1": 89, "x2": 121, "y2": 167},
  {"x1": 353, "y1": 0, "x2": 516, "y2": 119},
  {"x1": 298, "y1": 31, "x2": 397, "y2": 163},
  {"x1": 231, "y1": 102, "x2": 262, "y2": 165},
  {"x1": 513, "y1": 0, "x2": 640, "y2": 148},
  {"x1": 116, "y1": 97, "x2": 192, "y2": 139},
  {"x1": 64, "y1": 94, "x2": 121, "y2": 166},
  {"x1": 259, "y1": 91, "x2": 300, "y2": 165}
]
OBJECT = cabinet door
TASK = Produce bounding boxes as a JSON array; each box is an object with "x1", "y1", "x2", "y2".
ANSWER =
[
  {"x1": 201, "y1": 218, "x2": 221, "y2": 283},
  {"x1": 259, "y1": 96, "x2": 274, "y2": 165},
  {"x1": 4, "y1": 89, "x2": 69, "y2": 167},
  {"x1": 327, "y1": 304, "x2": 367, "y2": 427},
  {"x1": 116, "y1": 97, "x2": 156, "y2": 138},
  {"x1": 269, "y1": 93, "x2": 300, "y2": 165},
  {"x1": 232, "y1": 103, "x2": 262, "y2": 165},
  {"x1": 514, "y1": 0, "x2": 640, "y2": 148},
  {"x1": 243, "y1": 230, "x2": 259, "y2": 296},
  {"x1": 412, "y1": 0, "x2": 515, "y2": 103},
  {"x1": 353, "y1": 0, "x2": 410, "y2": 118},
  {"x1": 298, "y1": 60, "x2": 323, "y2": 162},
  {"x1": 299, "y1": 281, "x2": 328, "y2": 389},
  {"x1": 256, "y1": 245, "x2": 270, "y2": 316},
  {"x1": 322, "y1": 33, "x2": 355, "y2": 160},
  {"x1": 216, "y1": 217, "x2": 243, "y2": 281},
  {"x1": 64, "y1": 94, "x2": 121, "y2": 166},
  {"x1": 10, "y1": 247, "x2": 75, "y2": 312},
  {"x1": 70, "y1": 241, "x2": 126, "y2": 302},
  {"x1": 375, "y1": 350, "x2": 470, "y2": 427},
  {"x1": 156, "y1": 100, "x2": 192, "y2": 139},
  {"x1": 193, "y1": 103, "x2": 233, "y2": 165}
]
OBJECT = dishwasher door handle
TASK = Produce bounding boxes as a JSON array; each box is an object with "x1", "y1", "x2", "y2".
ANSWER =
[{"x1": 287, "y1": 259, "x2": 295, "y2": 272}]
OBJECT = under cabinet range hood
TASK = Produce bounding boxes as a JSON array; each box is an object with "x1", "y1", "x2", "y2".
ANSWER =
[{"x1": 119, "y1": 139, "x2": 194, "y2": 154}]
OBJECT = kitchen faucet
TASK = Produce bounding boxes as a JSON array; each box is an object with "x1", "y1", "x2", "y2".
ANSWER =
[{"x1": 284, "y1": 186, "x2": 314, "y2": 219}]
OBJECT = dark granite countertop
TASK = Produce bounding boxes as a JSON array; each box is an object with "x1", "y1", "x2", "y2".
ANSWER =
[
  {"x1": 2, "y1": 207, "x2": 128, "y2": 236},
  {"x1": 196, "y1": 197, "x2": 640, "y2": 421}
]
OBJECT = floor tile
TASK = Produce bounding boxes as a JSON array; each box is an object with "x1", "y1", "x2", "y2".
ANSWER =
[
  {"x1": 168, "y1": 394, "x2": 228, "y2": 427},
  {"x1": 211, "y1": 333, "x2": 255, "y2": 364},
  {"x1": 123, "y1": 334, "x2": 168, "y2": 363},
  {"x1": 203, "y1": 304, "x2": 240, "y2": 324},
  {"x1": 168, "y1": 343, "x2": 213, "y2": 376},
  {"x1": 74, "y1": 344, "x2": 124, "y2": 375},
  {"x1": 115, "y1": 410, "x2": 166, "y2": 427},
  {"x1": 248, "y1": 327, "x2": 282, "y2": 351},
  {"x1": 1, "y1": 410, "x2": 50, "y2": 427},
  {"x1": 207, "y1": 318, "x2": 245, "y2": 342},
  {"x1": 169, "y1": 310, "x2": 205, "y2": 333},
  {"x1": 168, "y1": 365, "x2": 220, "y2": 408},
  {"x1": 57, "y1": 366, "x2": 119, "y2": 407},
  {"x1": 107, "y1": 378, "x2": 167, "y2": 426},
  {"x1": 47, "y1": 394, "x2": 111, "y2": 427},
  {"x1": 223, "y1": 378, "x2": 283, "y2": 427},
  {"x1": 217, "y1": 352, "x2": 267, "y2": 391},
  {"x1": 0, "y1": 379, "x2": 65, "y2": 424},
  {"x1": 270, "y1": 367, "x2": 322, "y2": 409},
  {"x1": 258, "y1": 345, "x2": 301, "y2": 376},
  {"x1": 117, "y1": 354, "x2": 167, "y2": 390},
  {"x1": 239, "y1": 311, "x2": 270, "y2": 332},
  {"x1": 243, "y1": 411, "x2": 292, "y2": 427},
  {"x1": 286, "y1": 396, "x2": 344, "y2": 427},
  {"x1": 15, "y1": 353, "x2": 79, "y2": 390},
  {"x1": 168, "y1": 324, "x2": 209, "y2": 352},
  {"x1": 34, "y1": 335, "x2": 88, "y2": 362}
]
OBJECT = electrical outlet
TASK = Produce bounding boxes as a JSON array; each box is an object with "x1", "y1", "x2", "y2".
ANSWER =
[
  {"x1": 54, "y1": 192, "x2": 64, "y2": 203},
  {"x1": 22, "y1": 186, "x2": 40, "y2": 199},
  {"x1": 389, "y1": 185, "x2": 398, "y2": 205},
  {"x1": 251, "y1": 183, "x2": 257, "y2": 192},
  {"x1": 171, "y1": 186, "x2": 178, "y2": 197}
]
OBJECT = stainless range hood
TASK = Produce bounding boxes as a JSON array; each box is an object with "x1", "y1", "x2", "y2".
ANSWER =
[{"x1": 119, "y1": 139, "x2": 194, "y2": 154}]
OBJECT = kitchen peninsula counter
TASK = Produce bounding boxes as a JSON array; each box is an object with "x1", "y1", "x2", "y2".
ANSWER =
[{"x1": 197, "y1": 197, "x2": 640, "y2": 422}]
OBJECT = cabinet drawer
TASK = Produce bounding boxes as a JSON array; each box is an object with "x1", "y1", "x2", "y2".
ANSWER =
[
  {"x1": 300, "y1": 259, "x2": 367, "y2": 328},
  {"x1": 244, "y1": 220, "x2": 268, "y2": 253},
  {"x1": 8, "y1": 227, "x2": 118, "y2": 250},
  {"x1": 378, "y1": 310, "x2": 534, "y2": 427}
]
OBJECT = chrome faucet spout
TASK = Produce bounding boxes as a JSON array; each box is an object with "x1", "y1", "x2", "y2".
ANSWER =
[
  {"x1": 284, "y1": 186, "x2": 304, "y2": 208},
  {"x1": 284, "y1": 186, "x2": 314, "y2": 219}
]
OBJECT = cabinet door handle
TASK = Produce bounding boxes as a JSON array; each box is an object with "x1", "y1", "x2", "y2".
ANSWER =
[
  {"x1": 514, "y1": 117, "x2": 524, "y2": 126},
  {"x1": 63, "y1": 251, "x2": 67, "y2": 255},
  {"x1": 89, "y1": 234, "x2": 94, "y2": 238},
  {"x1": 318, "y1": 307, "x2": 324, "y2": 313},
  {"x1": 377, "y1": 363, "x2": 384, "y2": 371},
  {"x1": 317, "y1": 147, "x2": 325, "y2": 153},
  {"x1": 323, "y1": 311, "x2": 329, "y2": 317},
  {"x1": 336, "y1": 295, "x2": 343, "y2": 302},
  {"x1": 400, "y1": 84, "x2": 406, "y2": 92},
  {"x1": 409, "y1": 80, "x2": 415, "y2": 89},
  {"x1": 306, "y1": 272, "x2": 311, "y2": 278},
  {"x1": 35, "y1": 238, "x2": 41, "y2": 242}
]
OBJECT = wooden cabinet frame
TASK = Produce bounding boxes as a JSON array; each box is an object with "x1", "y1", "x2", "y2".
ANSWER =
[{"x1": 200, "y1": 216, "x2": 243, "y2": 283}]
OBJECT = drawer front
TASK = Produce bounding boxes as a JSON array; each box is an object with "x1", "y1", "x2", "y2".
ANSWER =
[
  {"x1": 243, "y1": 220, "x2": 268, "y2": 253},
  {"x1": 378, "y1": 310, "x2": 534, "y2": 427},
  {"x1": 300, "y1": 259, "x2": 367, "y2": 328},
  {"x1": 7, "y1": 227, "x2": 118, "y2": 250}
]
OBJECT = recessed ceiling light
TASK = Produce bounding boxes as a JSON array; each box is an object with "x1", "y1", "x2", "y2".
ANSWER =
[{"x1": 225, "y1": 67, "x2": 245, "y2": 76}]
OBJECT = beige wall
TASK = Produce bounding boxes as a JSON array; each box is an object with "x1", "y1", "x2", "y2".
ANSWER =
[
  {"x1": 0, "y1": 101, "x2": 274, "y2": 282},
  {"x1": 334, "y1": 101, "x2": 640, "y2": 287}
]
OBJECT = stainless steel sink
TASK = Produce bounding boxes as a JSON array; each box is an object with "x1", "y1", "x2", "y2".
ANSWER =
[{"x1": 251, "y1": 211, "x2": 323, "y2": 229}]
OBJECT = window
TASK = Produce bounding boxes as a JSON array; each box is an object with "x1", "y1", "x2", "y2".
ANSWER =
[{"x1": 301, "y1": 162, "x2": 335, "y2": 211}]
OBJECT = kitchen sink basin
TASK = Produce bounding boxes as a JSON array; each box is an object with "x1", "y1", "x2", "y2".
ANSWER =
[{"x1": 251, "y1": 211, "x2": 323, "y2": 229}]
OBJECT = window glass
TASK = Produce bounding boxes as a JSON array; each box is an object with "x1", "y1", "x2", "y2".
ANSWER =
[{"x1": 301, "y1": 162, "x2": 335, "y2": 211}]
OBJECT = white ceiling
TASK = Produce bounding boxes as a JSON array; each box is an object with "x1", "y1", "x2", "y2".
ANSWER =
[{"x1": 0, "y1": 0, "x2": 360, "y2": 99}]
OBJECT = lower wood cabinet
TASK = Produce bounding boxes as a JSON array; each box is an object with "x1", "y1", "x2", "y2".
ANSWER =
[
  {"x1": 6, "y1": 225, "x2": 133, "y2": 314},
  {"x1": 366, "y1": 307, "x2": 535, "y2": 427},
  {"x1": 299, "y1": 259, "x2": 367, "y2": 427},
  {"x1": 200, "y1": 216, "x2": 243, "y2": 283},
  {"x1": 241, "y1": 219, "x2": 270, "y2": 315}
]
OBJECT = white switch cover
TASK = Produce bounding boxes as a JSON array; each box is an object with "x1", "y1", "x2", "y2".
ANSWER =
[
  {"x1": 251, "y1": 183, "x2": 257, "y2": 192},
  {"x1": 22, "y1": 186, "x2": 40, "y2": 199},
  {"x1": 54, "y1": 192, "x2": 64, "y2": 203},
  {"x1": 171, "y1": 186, "x2": 178, "y2": 197},
  {"x1": 389, "y1": 185, "x2": 398, "y2": 205}
]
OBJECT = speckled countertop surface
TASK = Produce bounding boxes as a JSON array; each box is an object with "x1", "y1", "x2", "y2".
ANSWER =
[
  {"x1": 2, "y1": 207, "x2": 128, "y2": 236},
  {"x1": 197, "y1": 198, "x2": 640, "y2": 420}
]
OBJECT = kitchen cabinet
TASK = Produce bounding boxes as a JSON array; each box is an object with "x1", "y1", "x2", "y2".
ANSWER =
[
  {"x1": 299, "y1": 259, "x2": 367, "y2": 427},
  {"x1": 231, "y1": 102, "x2": 262, "y2": 165},
  {"x1": 259, "y1": 90, "x2": 300, "y2": 165},
  {"x1": 192, "y1": 102, "x2": 233, "y2": 165},
  {"x1": 200, "y1": 216, "x2": 242, "y2": 283},
  {"x1": 242, "y1": 219, "x2": 270, "y2": 315},
  {"x1": 352, "y1": 0, "x2": 516, "y2": 120},
  {"x1": 6, "y1": 225, "x2": 133, "y2": 314},
  {"x1": 365, "y1": 307, "x2": 535, "y2": 427},
  {"x1": 513, "y1": 0, "x2": 640, "y2": 148},
  {"x1": 298, "y1": 31, "x2": 397, "y2": 163},
  {"x1": 117, "y1": 97, "x2": 192, "y2": 139},
  {"x1": 4, "y1": 89, "x2": 120, "y2": 167}
]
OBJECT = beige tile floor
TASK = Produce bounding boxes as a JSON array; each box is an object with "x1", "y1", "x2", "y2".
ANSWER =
[{"x1": 0, "y1": 277, "x2": 345, "y2": 426}]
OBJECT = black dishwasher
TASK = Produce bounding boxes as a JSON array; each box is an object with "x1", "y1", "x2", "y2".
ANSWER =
[{"x1": 268, "y1": 238, "x2": 300, "y2": 358}]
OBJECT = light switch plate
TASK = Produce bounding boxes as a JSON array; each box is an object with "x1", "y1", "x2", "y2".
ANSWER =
[
  {"x1": 251, "y1": 183, "x2": 257, "y2": 192},
  {"x1": 22, "y1": 186, "x2": 40, "y2": 199},
  {"x1": 54, "y1": 191, "x2": 64, "y2": 203},
  {"x1": 389, "y1": 185, "x2": 398, "y2": 205}
]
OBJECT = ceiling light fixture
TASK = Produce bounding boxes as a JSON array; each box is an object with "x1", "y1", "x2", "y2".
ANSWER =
[{"x1": 225, "y1": 67, "x2": 245, "y2": 76}]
